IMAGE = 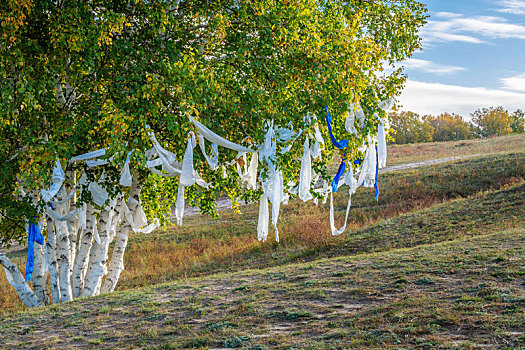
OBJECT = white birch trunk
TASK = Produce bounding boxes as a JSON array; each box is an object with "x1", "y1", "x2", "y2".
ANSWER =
[
  {"x1": 81, "y1": 209, "x2": 110, "y2": 297},
  {"x1": 108, "y1": 196, "x2": 123, "y2": 244},
  {"x1": 86, "y1": 236, "x2": 98, "y2": 278},
  {"x1": 32, "y1": 243, "x2": 49, "y2": 305},
  {"x1": 0, "y1": 252, "x2": 43, "y2": 308},
  {"x1": 68, "y1": 171, "x2": 78, "y2": 274},
  {"x1": 101, "y1": 177, "x2": 141, "y2": 294},
  {"x1": 72, "y1": 204, "x2": 94, "y2": 298},
  {"x1": 45, "y1": 216, "x2": 61, "y2": 304},
  {"x1": 56, "y1": 218, "x2": 73, "y2": 302}
]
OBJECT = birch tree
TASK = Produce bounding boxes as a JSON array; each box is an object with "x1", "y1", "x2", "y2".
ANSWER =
[{"x1": 0, "y1": 0, "x2": 427, "y2": 307}]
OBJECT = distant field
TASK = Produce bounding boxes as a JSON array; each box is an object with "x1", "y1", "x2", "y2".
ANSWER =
[{"x1": 388, "y1": 133, "x2": 525, "y2": 166}]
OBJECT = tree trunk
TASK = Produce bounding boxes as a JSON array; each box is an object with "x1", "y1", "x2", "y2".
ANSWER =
[
  {"x1": 72, "y1": 204, "x2": 94, "y2": 298},
  {"x1": 101, "y1": 176, "x2": 141, "y2": 294},
  {"x1": 56, "y1": 219, "x2": 73, "y2": 302},
  {"x1": 45, "y1": 216, "x2": 61, "y2": 304},
  {"x1": 81, "y1": 209, "x2": 110, "y2": 297},
  {"x1": 32, "y1": 242, "x2": 50, "y2": 305},
  {"x1": 0, "y1": 252, "x2": 43, "y2": 308}
]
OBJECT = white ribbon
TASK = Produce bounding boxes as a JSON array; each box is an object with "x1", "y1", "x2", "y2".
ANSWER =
[
  {"x1": 329, "y1": 189, "x2": 352, "y2": 236},
  {"x1": 197, "y1": 134, "x2": 219, "y2": 170},
  {"x1": 345, "y1": 104, "x2": 357, "y2": 134},
  {"x1": 120, "y1": 154, "x2": 133, "y2": 187},
  {"x1": 298, "y1": 138, "x2": 313, "y2": 202},
  {"x1": 377, "y1": 117, "x2": 387, "y2": 169},
  {"x1": 189, "y1": 115, "x2": 253, "y2": 153},
  {"x1": 88, "y1": 181, "x2": 109, "y2": 207},
  {"x1": 69, "y1": 148, "x2": 106, "y2": 162},
  {"x1": 257, "y1": 193, "x2": 269, "y2": 242},
  {"x1": 355, "y1": 104, "x2": 366, "y2": 125},
  {"x1": 122, "y1": 197, "x2": 160, "y2": 234},
  {"x1": 46, "y1": 207, "x2": 78, "y2": 222},
  {"x1": 174, "y1": 133, "x2": 198, "y2": 226},
  {"x1": 40, "y1": 159, "x2": 65, "y2": 203},
  {"x1": 238, "y1": 152, "x2": 258, "y2": 190}
]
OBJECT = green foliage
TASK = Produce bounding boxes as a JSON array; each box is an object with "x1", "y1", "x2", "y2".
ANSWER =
[
  {"x1": 471, "y1": 106, "x2": 513, "y2": 137},
  {"x1": 510, "y1": 109, "x2": 525, "y2": 134},
  {"x1": 0, "y1": 0, "x2": 427, "y2": 244},
  {"x1": 424, "y1": 113, "x2": 472, "y2": 142},
  {"x1": 388, "y1": 111, "x2": 434, "y2": 144}
]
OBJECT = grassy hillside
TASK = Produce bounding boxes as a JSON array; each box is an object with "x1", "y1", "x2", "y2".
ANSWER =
[
  {"x1": 388, "y1": 133, "x2": 525, "y2": 166},
  {"x1": 1, "y1": 148, "x2": 524, "y2": 316},
  {"x1": 0, "y1": 135, "x2": 523, "y2": 349},
  {"x1": 0, "y1": 189, "x2": 523, "y2": 348}
]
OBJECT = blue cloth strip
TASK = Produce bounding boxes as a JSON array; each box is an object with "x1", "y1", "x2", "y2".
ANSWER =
[
  {"x1": 374, "y1": 147, "x2": 379, "y2": 201},
  {"x1": 331, "y1": 160, "x2": 346, "y2": 193},
  {"x1": 325, "y1": 107, "x2": 349, "y2": 149},
  {"x1": 25, "y1": 222, "x2": 45, "y2": 283}
]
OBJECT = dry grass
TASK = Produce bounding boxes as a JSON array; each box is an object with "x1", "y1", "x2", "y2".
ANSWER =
[
  {"x1": 1, "y1": 134, "x2": 523, "y2": 319},
  {"x1": 116, "y1": 152, "x2": 524, "y2": 291},
  {"x1": 1, "y1": 224, "x2": 524, "y2": 349},
  {"x1": 388, "y1": 133, "x2": 525, "y2": 166}
]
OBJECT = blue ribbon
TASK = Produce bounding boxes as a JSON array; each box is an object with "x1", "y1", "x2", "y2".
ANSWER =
[
  {"x1": 25, "y1": 222, "x2": 45, "y2": 282},
  {"x1": 331, "y1": 160, "x2": 346, "y2": 193},
  {"x1": 325, "y1": 106, "x2": 349, "y2": 149},
  {"x1": 325, "y1": 106, "x2": 379, "y2": 199}
]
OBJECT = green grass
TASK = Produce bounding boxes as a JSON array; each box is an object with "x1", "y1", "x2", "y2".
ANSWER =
[
  {"x1": 0, "y1": 135, "x2": 523, "y2": 348},
  {"x1": 1, "y1": 216, "x2": 523, "y2": 348},
  {"x1": 116, "y1": 151, "x2": 524, "y2": 290}
]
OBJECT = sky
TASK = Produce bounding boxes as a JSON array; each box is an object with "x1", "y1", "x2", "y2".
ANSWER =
[{"x1": 396, "y1": 0, "x2": 525, "y2": 118}]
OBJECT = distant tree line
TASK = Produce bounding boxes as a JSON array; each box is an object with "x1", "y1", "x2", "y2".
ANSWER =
[{"x1": 388, "y1": 107, "x2": 525, "y2": 144}]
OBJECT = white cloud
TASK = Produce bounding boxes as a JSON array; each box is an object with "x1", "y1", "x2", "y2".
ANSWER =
[
  {"x1": 497, "y1": 0, "x2": 525, "y2": 15},
  {"x1": 422, "y1": 13, "x2": 525, "y2": 44},
  {"x1": 403, "y1": 59, "x2": 465, "y2": 75},
  {"x1": 501, "y1": 73, "x2": 525, "y2": 92},
  {"x1": 434, "y1": 12, "x2": 464, "y2": 19},
  {"x1": 398, "y1": 80, "x2": 525, "y2": 117}
]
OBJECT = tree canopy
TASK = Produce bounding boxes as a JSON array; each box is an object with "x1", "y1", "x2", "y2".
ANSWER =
[{"x1": 1, "y1": 0, "x2": 427, "y2": 246}]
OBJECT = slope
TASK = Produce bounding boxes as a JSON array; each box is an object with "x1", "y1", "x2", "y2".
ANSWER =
[{"x1": 1, "y1": 181, "x2": 524, "y2": 349}]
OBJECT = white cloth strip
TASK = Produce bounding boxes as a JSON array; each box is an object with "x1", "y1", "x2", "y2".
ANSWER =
[
  {"x1": 197, "y1": 134, "x2": 219, "y2": 170},
  {"x1": 46, "y1": 207, "x2": 79, "y2": 222},
  {"x1": 88, "y1": 181, "x2": 109, "y2": 207},
  {"x1": 189, "y1": 115, "x2": 253, "y2": 153},
  {"x1": 40, "y1": 159, "x2": 65, "y2": 203},
  {"x1": 69, "y1": 148, "x2": 106, "y2": 162},
  {"x1": 377, "y1": 117, "x2": 387, "y2": 169},
  {"x1": 329, "y1": 190, "x2": 352, "y2": 236},
  {"x1": 50, "y1": 190, "x2": 75, "y2": 205},
  {"x1": 299, "y1": 138, "x2": 313, "y2": 202},
  {"x1": 257, "y1": 193, "x2": 269, "y2": 242},
  {"x1": 345, "y1": 104, "x2": 357, "y2": 134},
  {"x1": 122, "y1": 197, "x2": 160, "y2": 234},
  {"x1": 180, "y1": 134, "x2": 197, "y2": 187},
  {"x1": 120, "y1": 152, "x2": 133, "y2": 187}
]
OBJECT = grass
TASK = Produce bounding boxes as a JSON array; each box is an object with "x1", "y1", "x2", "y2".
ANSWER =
[
  {"x1": 0, "y1": 221, "x2": 523, "y2": 348},
  {"x1": 1, "y1": 149, "x2": 524, "y2": 316},
  {"x1": 0, "y1": 135, "x2": 523, "y2": 348},
  {"x1": 387, "y1": 133, "x2": 525, "y2": 166}
]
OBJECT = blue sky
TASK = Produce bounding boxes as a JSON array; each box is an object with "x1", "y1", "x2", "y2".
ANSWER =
[{"x1": 397, "y1": 0, "x2": 525, "y2": 118}]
